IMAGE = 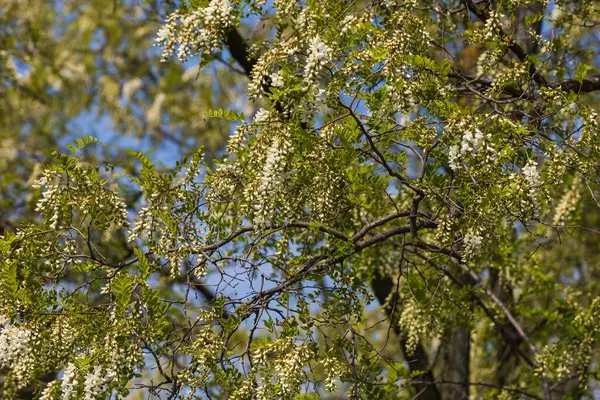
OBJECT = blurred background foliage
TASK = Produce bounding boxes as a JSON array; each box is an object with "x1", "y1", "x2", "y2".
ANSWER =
[{"x1": 0, "y1": 0, "x2": 253, "y2": 231}]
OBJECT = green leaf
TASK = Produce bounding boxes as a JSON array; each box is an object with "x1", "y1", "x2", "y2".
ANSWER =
[
  {"x1": 575, "y1": 63, "x2": 593, "y2": 83},
  {"x1": 524, "y1": 12, "x2": 544, "y2": 25},
  {"x1": 134, "y1": 248, "x2": 152, "y2": 279},
  {"x1": 112, "y1": 274, "x2": 134, "y2": 314},
  {"x1": 73, "y1": 261, "x2": 98, "y2": 273},
  {"x1": 0, "y1": 261, "x2": 18, "y2": 299},
  {"x1": 205, "y1": 108, "x2": 245, "y2": 122}
]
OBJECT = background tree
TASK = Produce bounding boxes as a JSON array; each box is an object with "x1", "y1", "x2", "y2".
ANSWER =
[
  {"x1": 0, "y1": 0, "x2": 248, "y2": 230},
  {"x1": 1, "y1": 0, "x2": 600, "y2": 399}
]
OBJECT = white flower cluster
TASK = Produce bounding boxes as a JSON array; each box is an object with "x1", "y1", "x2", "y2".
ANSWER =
[
  {"x1": 304, "y1": 36, "x2": 332, "y2": 86},
  {"x1": 382, "y1": 77, "x2": 415, "y2": 115},
  {"x1": 40, "y1": 380, "x2": 61, "y2": 400},
  {"x1": 463, "y1": 230, "x2": 484, "y2": 261},
  {"x1": 177, "y1": 327, "x2": 224, "y2": 389},
  {"x1": 399, "y1": 301, "x2": 429, "y2": 356},
  {"x1": 127, "y1": 193, "x2": 162, "y2": 243},
  {"x1": 522, "y1": 159, "x2": 540, "y2": 202},
  {"x1": 309, "y1": 169, "x2": 341, "y2": 221},
  {"x1": 253, "y1": 108, "x2": 271, "y2": 125},
  {"x1": 321, "y1": 352, "x2": 343, "y2": 392},
  {"x1": 83, "y1": 366, "x2": 105, "y2": 399},
  {"x1": 552, "y1": 176, "x2": 581, "y2": 226},
  {"x1": 577, "y1": 109, "x2": 599, "y2": 149},
  {"x1": 273, "y1": 86, "x2": 327, "y2": 125},
  {"x1": 59, "y1": 363, "x2": 110, "y2": 400},
  {"x1": 33, "y1": 170, "x2": 62, "y2": 229},
  {"x1": 61, "y1": 237, "x2": 83, "y2": 269},
  {"x1": 276, "y1": 345, "x2": 314, "y2": 397},
  {"x1": 384, "y1": 0, "x2": 417, "y2": 9},
  {"x1": 537, "y1": 343, "x2": 576, "y2": 382},
  {"x1": 273, "y1": 0, "x2": 301, "y2": 23},
  {"x1": 248, "y1": 39, "x2": 299, "y2": 99},
  {"x1": 105, "y1": 331, "x2": 143, "y2": 380},
  {"x1": 33, "y1": 168, "x2": 129, "y2": 231},
  {"x1": 229, "y1": 380, "x2": 253, "y2": 400},
  {"x1": 448, "y1": 126, "x2": 496, "y2": 171},
  {"x1": 0, "y1": 315, "x2": 34, "y2": 386},
  {"x1": 61, "y1": 362, "x2": 79, "y2": 400},
  {"x1": 205, "y1": 161, "x2": 244, "y2": 206},
  {"x1": 466, "y1": 9, "x2": 501, "y2": 44},
  {"x1": 340, "y1": 14, "x2": 357, "y2": 34},
  {"x1": 489, "y1": 62, "x2": 528, "y2": 94},
  {"x1": 155, "y1": 0, "x2": 236, "y2": 62},
  {"x1": 270, "y1": 71, "x2": 284, "y2": 88},
  {"x1": 307, "y1": 133, "x2": 344, "y2": 221},
  {"x1": 476, "y1": 47, "x2": 505, "y2": 77},
  {"x1": 226, "y1": 125, "x2": 248, "y2": 154},
  {"x1": 250, "y1": 130, "x2": 293, "y2": 228},
  {"x1": 296, "y1": 8, "x2": 318, "y2": 39},
  {"x1": 483, "y1": 10, "x2": 501, "y2": 41}
]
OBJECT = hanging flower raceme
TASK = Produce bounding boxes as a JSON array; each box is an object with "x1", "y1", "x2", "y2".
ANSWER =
[
  {"x1": 155, "y1": 0, "x2": 237, "y2": 62},
  {"x1": 552, "y1": 176, "x2": 582, "y2": 226},
  {"x1": 33, "y1": 165, "x2": 129, "y2": 231},
  {"x1": 304, "y1": 35, "x2": 332, "y2": 86},
  {"x1": 0, "y1": 316, "x2": 34, "y2": 387},
  {"x1": 447, "y1": 121, "x2": 497, "y2": 171},
  {"x1": 522, "y1": 159, "x2": 541, "y2": 202}
]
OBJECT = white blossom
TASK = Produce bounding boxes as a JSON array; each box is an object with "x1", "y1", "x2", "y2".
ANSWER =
[
  {"x1": 253, "y1": 108, "x2": 270, "y2": 124},
  {"x1": 304, "y1": 36, "x2": 332, "y2": 85},
  {"x1": 553, "y1": 176, "x2": 581, "y2": 226},
  {"x1": 309, "y1": 37, "x2": 331, "y2": 62},
  {"x1": 83, "y1": 366, "x2": 104, "y2": 399},
  {"x1": 449, "y1": 126, "x2": 496, "y2": 171},
  {"x1": 156, "y1": 25, "x2": 170, "y2": 43},
  {"x1": 61, "y1": 362, "x2": 78, "y2": 400},
  {"x1": 463, "y1": 231, "x2": 484, "y2": 260},
  {"x1": 0, "y1": 316, "x2": 32, "y2": 370},
  {"x1": 270, "y1": 72, "x2": 284, "y2": 87},
  {"x1": 155, "y1": 0, "x2": 236, "y2": 62},
  {"x1": 483, "y1": 10, "x2": 501, "y2": 41},
  {"x1": 340, "y1": 15, "x2": 356, "y2": 34},
  {"x1": 40, "y1": 381, "x2": 61, "y2": 400},
  {"x1": 250, "y1": 129, "x2": 293, "y2": 228},
  {"x1": 448, "y1": 144, "x2": 460, "y2": 171},
  {"x1": 522, "y1": 160, "x2": 540, "y2": 191}
]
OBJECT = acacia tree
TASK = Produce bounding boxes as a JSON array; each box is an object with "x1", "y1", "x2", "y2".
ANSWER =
[{"x1": 2, "y1": 0, "x2": 600, "y2": 399}]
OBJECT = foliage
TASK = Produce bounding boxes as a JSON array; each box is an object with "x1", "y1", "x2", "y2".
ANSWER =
[{"x1": 2, "y1": 0, "x2": 600, "y2": 399}]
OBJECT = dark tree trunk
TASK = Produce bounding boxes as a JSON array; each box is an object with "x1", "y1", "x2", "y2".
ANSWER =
[
  {"x1": 438, "y1": 324, "x2": 471, "y2": 400},
  {"x1": 372, "y1": 271, "x2": 441, "y2": 400},
  {"x1": 490, "y1": 268, "x2": 520, "y2": 386},
  {"x1": 515, "y1": 3, "x2": 544, "y2": 54}
]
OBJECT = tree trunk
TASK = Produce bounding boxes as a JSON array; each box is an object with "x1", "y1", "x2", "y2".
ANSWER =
[
  {"x1": 438, "y1": 324, "x2": 471, "y2": 400},
  {"x1": 372, "y1": 271, "x2": 441, "y2": 400}
]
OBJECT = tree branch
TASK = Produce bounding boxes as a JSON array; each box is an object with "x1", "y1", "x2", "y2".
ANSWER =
[{"x1": 224, "y1": 29, "x2": 255, "y2": 76}]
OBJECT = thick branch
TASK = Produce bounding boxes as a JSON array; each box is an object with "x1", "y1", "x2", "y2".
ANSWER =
[
  {"x1": 224, "y1": 29, "x2": 255, "y2": 76},
  {"x1": 371, "y1": 270, "x2": 441, "y2": 400},
  {"x1": 462, "y1": 0, "x2": 547, "y2": 85}
]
